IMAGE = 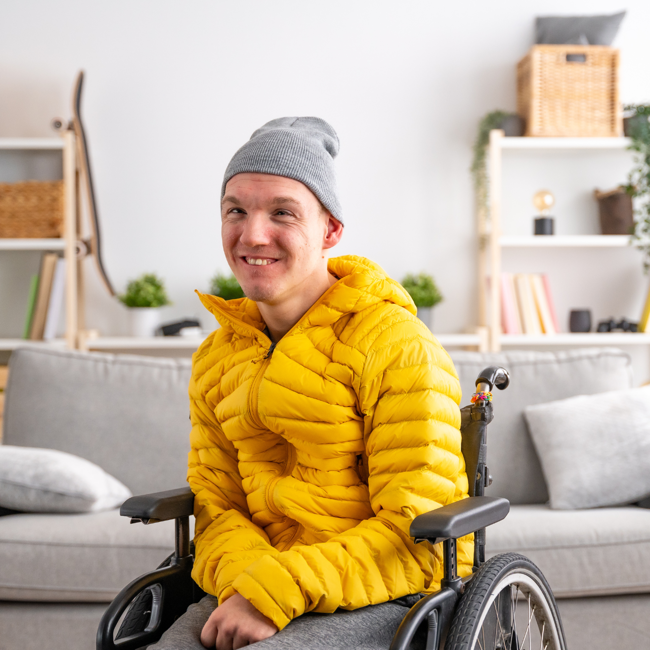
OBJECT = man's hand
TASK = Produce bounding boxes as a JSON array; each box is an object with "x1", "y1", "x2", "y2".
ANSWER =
[{"x1": 200, "y1": 593, "x2": 278, "y2": 649}]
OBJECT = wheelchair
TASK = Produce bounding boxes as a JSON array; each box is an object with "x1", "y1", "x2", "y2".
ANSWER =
[{"x1": 97, "y1": 367, "x2": 567, "y2": 650}]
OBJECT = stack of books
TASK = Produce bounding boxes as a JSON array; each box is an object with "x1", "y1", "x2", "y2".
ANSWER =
[
  {"x1": 500, "y1": 273, "x2": 559, "y2": 335},
  {"x1": 23, "y1": 253, "x2": 66, "y2": 340}
]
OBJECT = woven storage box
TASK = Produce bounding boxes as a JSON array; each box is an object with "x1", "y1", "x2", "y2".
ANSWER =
[
  {"x1": 0, "y1": 180, "x2": 64, "y2": 238},
  {"x1": 517, "y1": 45, "x2": 621, "y2": 137}
]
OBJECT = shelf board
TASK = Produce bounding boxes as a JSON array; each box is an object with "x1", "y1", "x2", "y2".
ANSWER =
[
  {"x1": 499, "y1": 235, "x2": 632, "y2": 248},
  {"x1": 0, "y1": 138, "x2": 64, "y2": 150},
  {"x1": 497, "y1": 137, "x2": 631, "y2": 150},
  {"x1": 501, "y1": 333, "x2": 650, "y2": 346},
  {"x1": 0, "y1": 339, "x2": 67, "y2": 351},
  {"x1": 436, "y1": 333, "x2": 482, "y2": 346},
  {"x1": 85, "y1": 336, "x2": 208, "y2": 350},
  {"x1": 0, "y1": 238, "x2": 65, "y2": 251}
]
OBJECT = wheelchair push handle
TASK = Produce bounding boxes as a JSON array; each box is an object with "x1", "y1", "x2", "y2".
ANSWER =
[{"x1": 475, "y1": 366, "x2": 509, "y2": 393}]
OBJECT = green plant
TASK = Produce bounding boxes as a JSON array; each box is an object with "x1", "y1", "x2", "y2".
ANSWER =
[
  {"x1": 210, "y1": 272, "x2": 245, "y2": 300},
  {"x1": 119, "y1": 273, "x2": 171, "y2": 308},
  {"x1": 401, "y1": 273, "x2": 443, "y2": 308},
  {"x1": 472, "y1": 110, "x2": 519, "y2": 216},
  {"x1": 623, "y1": 104, "x2": 650, "y2": 271}
]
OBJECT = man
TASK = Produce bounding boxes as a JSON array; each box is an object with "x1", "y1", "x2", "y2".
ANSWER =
[{"x1": 152, "y1": 117, "x2": 472, "y2": 650}]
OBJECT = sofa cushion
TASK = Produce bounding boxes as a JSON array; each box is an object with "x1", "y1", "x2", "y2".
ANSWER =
[
  {"x1": 0, "y1": 509, "x2": 191, "y2": 602},
  {"x1": 0, "y1": 446, "x2": 131, "y2": 513},
  {"x1": 449, "y1": 348, "x2": 633, "y2": 504},
  {"x1": 3, "y1": 348, "x2": 194, "y2": 495},
  {"x1": 524, "y1": 386, "x2": 650, "y2": 510},
  {"x1": 486, "y1": 505, "x2": 650, "y2": 598}
]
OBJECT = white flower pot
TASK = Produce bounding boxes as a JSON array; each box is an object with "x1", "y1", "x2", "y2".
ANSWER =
[
  {"x1": 129, "y1": 307, "x2": 163, "y2": 337},
  {"x1": 416, "y1": 307, "x2": 433, "y2": 330}
]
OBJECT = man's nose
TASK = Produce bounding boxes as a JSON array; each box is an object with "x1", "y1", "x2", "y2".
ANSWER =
[{"x1": 239, "y1": 214, "x2": 271, "y2": 248}]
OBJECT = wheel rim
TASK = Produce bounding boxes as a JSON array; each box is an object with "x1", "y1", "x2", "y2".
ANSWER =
[{"x1": 470, "y1": 570, "x2": 563, "y2": 650}]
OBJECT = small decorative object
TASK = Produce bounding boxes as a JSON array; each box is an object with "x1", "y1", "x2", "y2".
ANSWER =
[
  {"x1": 623, "y1": 104, "x2": 650, "y2": 272},
  {"x1": 158, "y1": 319, "x2": 202, "y2": 337},
  {"x1": 517, "y1": 44, "x2": 620, "y2": 137},
  {"x1": 401, "y1": 273, "x2": 443, "y2": 329},
  {"x1": 596, "y1": 318, "x2": 638, "y2": 333},
  {"x1": 594, "y1": 187, "x2": 634, "y2": 235},
  {"x1": 210, "y1": 272, "x2": 245, "y2": 300},
  {"x1": 535, "y1": 12, "x2": 625, "y2": 47},
  {"x1": 623, "y1": 103, "x2": 650, "y2": 138},
  {"x1": 471, "y1": 391, "x2": 492, "y2": 404},
  {"x1": 472, "y1": 111, "x2": 525, "y2": 220},
  {"x1": 119, "y1": 273, "x2": 171, "y2": 337},
  {"x1": 569, "y1": 309, "x2": 592, "y2": 333},
  {"x1": 533, "y1": 190, "x2": 555, "y2": 235}
]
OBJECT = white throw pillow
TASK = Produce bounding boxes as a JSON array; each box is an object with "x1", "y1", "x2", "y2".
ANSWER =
[
  {"x1": 524, "y1": 385, "x2": 650, "y2": 510},
  {"x1": 0, "y1": 446, "x2": 132, "y2": 513}
]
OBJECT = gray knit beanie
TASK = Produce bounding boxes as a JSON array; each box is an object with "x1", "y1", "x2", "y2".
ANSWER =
[{"x1": 222, "y1": 116, "x2": 342, "y2": 223}]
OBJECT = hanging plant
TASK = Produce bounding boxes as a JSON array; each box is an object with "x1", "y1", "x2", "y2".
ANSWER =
[
  {"x1": 471, "y1": 111, "x2": 520, "y2": 218},
  {"x1": 622, "y1": 104, "x2": 650, "y2": 272}
]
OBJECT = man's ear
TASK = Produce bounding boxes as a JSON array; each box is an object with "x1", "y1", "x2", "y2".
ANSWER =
[{"x1": 323, "y1": 215, "x2": 343, "y2": 250}]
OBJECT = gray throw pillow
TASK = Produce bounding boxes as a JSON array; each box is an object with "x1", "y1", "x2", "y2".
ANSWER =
[
  {"x1": 0, "y1": 446, "x2": 132, "y2": 513},
  {"x1": 535, "y1": 12, "x2": 626, "y2": 46},
  {"x1": 524, "y1": 385, "x2": 650, "y2": 510}
]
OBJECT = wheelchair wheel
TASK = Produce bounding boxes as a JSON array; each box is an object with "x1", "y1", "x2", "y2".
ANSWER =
[{"x1": 446, "y1": 553, "x2": 566, "y2": 650}]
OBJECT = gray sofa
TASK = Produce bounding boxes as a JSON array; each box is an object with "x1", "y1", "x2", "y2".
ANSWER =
[{"x1": 1, "y1": 346, "x2": 649, "y2": 650}]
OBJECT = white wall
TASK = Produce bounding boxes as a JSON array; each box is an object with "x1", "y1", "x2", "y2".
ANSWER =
[{"x1": 1, "y1": 0, "x2": 649, "y2": 375}]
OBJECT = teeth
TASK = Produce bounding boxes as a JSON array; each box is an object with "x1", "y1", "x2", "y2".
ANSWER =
[{"x1": 246, "y1": 258, "x2": 273, "y2": 266}]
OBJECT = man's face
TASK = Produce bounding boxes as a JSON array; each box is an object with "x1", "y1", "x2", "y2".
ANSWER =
[{"x1": 221, "y1": 173, "x2": 340, "y2": 304}]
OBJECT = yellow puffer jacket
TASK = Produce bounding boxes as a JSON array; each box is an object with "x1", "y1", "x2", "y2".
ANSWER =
[{"x1": 188, "y1": 255, "x2": 472, "y2": 631}]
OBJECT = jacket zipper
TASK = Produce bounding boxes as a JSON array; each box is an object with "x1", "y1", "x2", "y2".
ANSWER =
[{"x1": 248, "y1": 342, "x2": 276, "y2": 429}]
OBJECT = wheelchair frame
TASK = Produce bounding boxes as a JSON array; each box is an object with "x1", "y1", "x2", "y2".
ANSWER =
[{"x1": 97, "y1": 367, "x2": 566, "y2": 650}]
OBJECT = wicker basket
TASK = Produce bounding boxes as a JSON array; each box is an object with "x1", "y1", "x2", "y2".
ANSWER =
[
  {"x1": 0, "y1": 180, "x2": 64, "y2": 238},
  {"x1": 517, "y1": 45, "x2": 621, "y2": 137}
]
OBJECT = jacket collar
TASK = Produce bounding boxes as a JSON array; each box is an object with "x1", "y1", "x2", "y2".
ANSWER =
[{"x1": 196, "y1": 255, "x2": 416, "y2": 340}]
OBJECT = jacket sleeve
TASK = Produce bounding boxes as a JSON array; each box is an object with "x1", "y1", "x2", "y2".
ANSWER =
[
  {"x1": 230, "y1": 322, "x2": 473, "y2": 631},
  {"x1": 188, "y1": 335, "x2": 279, "y2": 602}
]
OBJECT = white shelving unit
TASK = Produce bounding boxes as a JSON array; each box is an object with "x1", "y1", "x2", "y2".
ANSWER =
[
  {"x1": 482, "y1": 130, "x2": 638, "y2": 352},
  {"x1": 67, "y1": 331, "x2": 488, "y2": 356},
  {"x1": 0, "y1": 238, "x2": 66, "y2": 251},
  {"x1": 499, "y1": 235, "x2": 631, "y2": 248},
  {"x1": 0, "y1": 136, "x2": 78, "y2": 353}
]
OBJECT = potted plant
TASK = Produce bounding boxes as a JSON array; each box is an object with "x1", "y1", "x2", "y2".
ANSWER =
[
  {"x1": 472, "y1": 110, "x2": 525, "y2": 219},
  {"x1": 210, "y1": 272, "x2": 245, "y2": 300},
  {"x1": 401, "y1": 272, "x2": 443, "y2": 329},
  {"x1": 119, "y1": 273, "x2": 171, "y2": 337},
  {"x1": 622, "y1": 104, "x2": 650, "y2": 271}
]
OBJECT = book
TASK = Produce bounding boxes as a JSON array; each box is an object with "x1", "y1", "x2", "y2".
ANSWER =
[
  {"x1": 507, "y1": 273, "x2": 523, "y2": 334},
  {"x1": 500, "y1": 273, "x2": 520, "y2": 334},
  {"x1": 43, "y1": 258, "x2": 66, "y2": 341},
  {"x1": 29, "y1": 253, "x2": 59, "y2": 340},
  {"x1": 22, "y1": 275, "x2": 40, "y2": 339},
  {"x1": 514, "y1": 273, "x2": 542, "y2": 334},
  {"x1": 540, "y1": 274, "x2": 560, "y2": 333},
  {"x1": 530, "y1": 274, "x2": 556, "y2": 335}
]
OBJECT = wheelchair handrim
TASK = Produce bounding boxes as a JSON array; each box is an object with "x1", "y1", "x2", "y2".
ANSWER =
[{"x1": 469, "y1": 570, "x2": 563, "y2": 650}]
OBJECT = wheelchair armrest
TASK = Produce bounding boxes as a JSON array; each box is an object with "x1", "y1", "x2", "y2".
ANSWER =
[
  {"x1": 120, "y1": 487, "x2": 194, "y2": 523},
  {"x1": 410, "y1": 496, "x2": 509, "y2": 544}
]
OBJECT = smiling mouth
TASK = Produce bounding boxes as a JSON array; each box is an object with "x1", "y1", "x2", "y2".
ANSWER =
[{"x1": 242, "y1": 257, "x2": 277, "y2": 266}]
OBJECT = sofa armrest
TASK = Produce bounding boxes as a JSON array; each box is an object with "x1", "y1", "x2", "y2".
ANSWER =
[
  {"x1": 120, "y1": 487, "x2": 194, "y2": 524},
  {"x1": 410, "y1": 496, "x2": 510, "y2": 544}
]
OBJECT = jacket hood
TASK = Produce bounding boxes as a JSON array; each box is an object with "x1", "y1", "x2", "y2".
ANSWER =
[{"x1": 196, "y1": 255, "x2": 416, "y2": 339}]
